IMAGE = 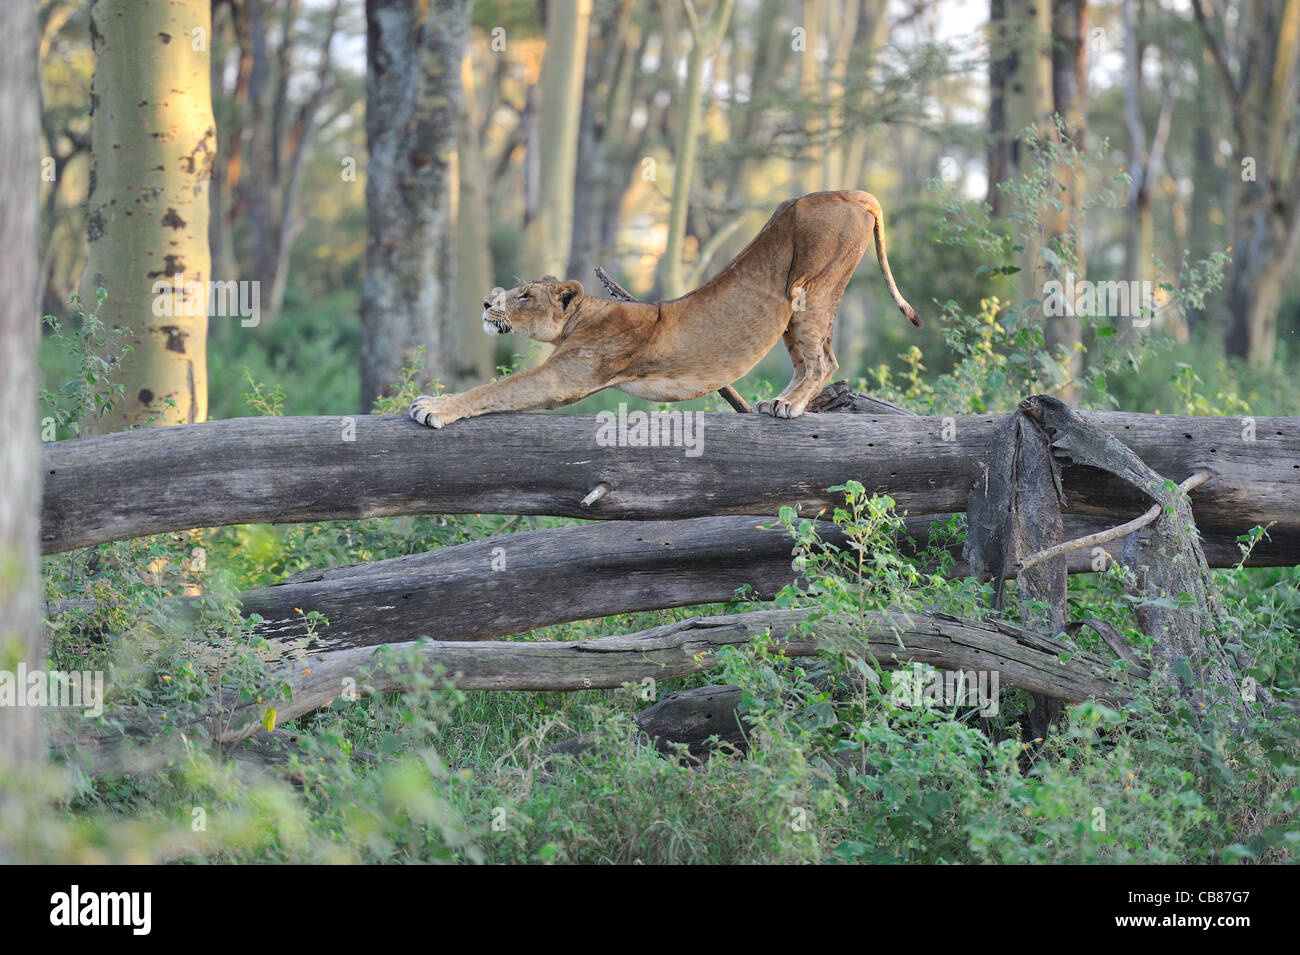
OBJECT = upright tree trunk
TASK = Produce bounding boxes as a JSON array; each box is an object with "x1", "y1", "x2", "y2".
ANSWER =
[
  {"x1": 359, "y1": 0, "x2": 470, "y2": 408},
  {"x1": 568, "y1": 0, "x2": 634, "y2": 280},
  {"x1": 453, "y1": 46, "x2": 496, "y2": 386},
  {"x1": 82, "y1": 0, "x2": 214, "y2": 431},
  {"x1": 1004, "y1": 0, "x2": 1052, "y2": 311},
  {"x1": 1186, "y1": 46, "x2": 1222, "y2": 333},
  {"x1": 662, "y1": 0, "x2": 734, "y2": 299},
  {"x1": 518, "y1": 0, "x2": 593, "y2": 282},
  {"x1": 1195, "y1": 0, "x2": 1300, "y2": 365},
  {"x1": 986, "y1": 0, "x2": 1012, "y2": 217},
  {"x1": 0, "y1": 0, "x2": 43, "y2": 779},
  {"x1": 797, "y1": 0, "x2": 824, "y2": 196},
  {"x1": 1046, "y1": 0, "x2": 1087, "y2": 399}
]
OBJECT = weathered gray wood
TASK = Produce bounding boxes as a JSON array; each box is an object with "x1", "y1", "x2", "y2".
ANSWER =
[
  {"x1": 85, "y1": 512, "x2": 1279, "y2": 654},
  {"x1": 47, "y1": 511, "x2": 1294, "y2": 655},
  {"x1": 64, "y1": 607, "x2": 1138, "y2": 774},
  {"x1": 39, "y1": 410, "x2": 1300, "y2": 553},
  {"x1": 1023, "y1": 395, "x2": 1243, "y2": 704}
]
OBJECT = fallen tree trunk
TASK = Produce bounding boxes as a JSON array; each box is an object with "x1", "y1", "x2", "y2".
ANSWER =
[
  {"x1": 58, "y1": 511, "x2": 1293, "y2": 653},
  {"x1": 40, "y1": 410, "x2": 1300, "y2": 553},
  {"x1": 64, "y1": 607, "x2": 1140, "y2": 774}
]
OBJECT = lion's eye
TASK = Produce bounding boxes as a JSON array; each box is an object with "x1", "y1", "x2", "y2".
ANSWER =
[{"x1": 517, "y1": 292, "x2": 530, "y2": 301}]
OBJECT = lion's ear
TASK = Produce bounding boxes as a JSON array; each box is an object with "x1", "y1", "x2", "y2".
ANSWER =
[
  {"x1": 557, "y1": 280, "x2": 585, "y2": 313},
  {"x1": 538, "y1": 275, "x2": 560, "y2": 283}
]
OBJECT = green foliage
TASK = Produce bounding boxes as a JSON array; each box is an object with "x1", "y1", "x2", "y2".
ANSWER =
[{"x1": 38, "y1": 288, "x2": 132, "y2": 438}]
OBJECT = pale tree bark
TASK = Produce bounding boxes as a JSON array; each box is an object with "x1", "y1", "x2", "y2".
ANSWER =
[
  {"x1": 359, "y1": 0, "x2": 470, "y2": 408},
  {"x1": 568, "y1": 0, "x2": 636, "y2": 280},
  {"x1": 82, "y1": 0, "x2": 214, "y2": 431},
  {"x1": 797, "y1": 0, "x2": 824, "y2": 195},
  {"x1": 519, "y1": 0, "x2": 593, "y2": 282},
  {"x1": 1004, "y1": 0, "x2": 1052, "y2": 311},
  {"x1": 0, "y1": 0, "x2": 43, "y2": 783},
  {"x1": 822, "y1": 0, "x2": 860, "y2": 190},
  {"x1": 835, "y1": 0, "x2": 890, "y2": 376},
  {"x1": 662, "y1": 0, "x2": 735, "y2": 299},
  {"x1": 452, "y1": 46, "x2": 496, "y2": 386},
  {"x1": 1194, "y1": 0, "x2": 1300, "y2": 365}
]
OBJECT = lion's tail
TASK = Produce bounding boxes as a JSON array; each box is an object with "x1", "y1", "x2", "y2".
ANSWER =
[{"x1": 855, "y1": 191, "x2": 921, "y2": 327}]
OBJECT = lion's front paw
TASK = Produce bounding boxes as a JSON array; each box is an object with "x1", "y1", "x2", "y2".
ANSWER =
[
  {"x1": 755, "y1": 398, "x2": 804, "y2": 419},
  {"x1": 410, "y1": 394, "x2": 456, "y2": 429}
]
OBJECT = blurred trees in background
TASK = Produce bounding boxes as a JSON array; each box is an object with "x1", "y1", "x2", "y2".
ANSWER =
[{"x1": 35, "y1": 0, "x2": 1300, "y2": 424}]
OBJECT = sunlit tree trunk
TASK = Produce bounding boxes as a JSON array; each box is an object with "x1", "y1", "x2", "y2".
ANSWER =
[{"x1": 82, "y1": 0, "x2": 214, "y2": 431}]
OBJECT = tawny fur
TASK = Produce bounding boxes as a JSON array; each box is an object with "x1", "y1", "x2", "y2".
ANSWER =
[{"x1": 411, "y1": 190, "x2": 920, "y2": 428}]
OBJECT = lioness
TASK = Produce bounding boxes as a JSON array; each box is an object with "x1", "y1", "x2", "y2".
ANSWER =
[{"x1": 410, "y1": 189, "x2": 920, "y2": 428}]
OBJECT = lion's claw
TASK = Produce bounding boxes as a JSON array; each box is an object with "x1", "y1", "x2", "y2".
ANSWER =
[
  {"x1": 410, "y1": 394, "x2": 450, "y2": 429},
  {"x1": 755, "y1": 398, "x2": 804, "y2": 419}
]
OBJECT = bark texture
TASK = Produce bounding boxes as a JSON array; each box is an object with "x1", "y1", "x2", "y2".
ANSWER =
[
  {"x1": 40, "y1": 410, "x2": 1300, "y2": 554},
  {"x1": 360, "y1": 0, "x2": 470, "y2": 407},
  {"x1": 0, "y1": 0, "x2": 44, "y2": 777},
  {"x1": 83, "y1": 0, "x2": 215, "y2": 430}
]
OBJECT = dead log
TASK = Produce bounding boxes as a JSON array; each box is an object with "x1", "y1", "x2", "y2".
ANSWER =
[
  {"x1": 1022, "y1": 395, "x2": 1245, "y2": 703},
  {"x1": 968, "y1": 401, "x2": 1071, "y2": 737},
  {"x1": 54, "y1": 510, "x2": 1289, "y2": 654},
  {"x1": 50, "y1": 512, "x2": 1298, "y2": 653},
  {"x1": 62, "y1": 607, "x2": 1140, "y2": 775},
  {"x1": 967, "y1": 394, "x2": 1252, "y2": 715},
  {"x1": 39, "y1": 410, "x2": 1300, "y2": 553}
]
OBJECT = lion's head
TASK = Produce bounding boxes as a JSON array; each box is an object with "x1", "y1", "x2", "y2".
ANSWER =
[{"x1": 482, "y1": 277, "x2": 585, "y2": 342}]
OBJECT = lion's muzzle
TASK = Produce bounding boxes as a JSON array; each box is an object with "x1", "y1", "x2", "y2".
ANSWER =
[{"x1": 481, "y1": 310, "x2": 511, "y2": 335}]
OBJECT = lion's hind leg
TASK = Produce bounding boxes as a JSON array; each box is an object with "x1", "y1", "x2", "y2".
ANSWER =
[
  {"x1": 760, "y1": 306, "x2": 837, "y2": 419},
  {"x1": 756, "y1": 327, "x2": 810, "y2": 417}
]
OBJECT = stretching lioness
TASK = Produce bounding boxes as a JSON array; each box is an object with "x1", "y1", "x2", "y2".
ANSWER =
[{"x1": 410, "y1": 189, "x2": 920, "y2": 428}]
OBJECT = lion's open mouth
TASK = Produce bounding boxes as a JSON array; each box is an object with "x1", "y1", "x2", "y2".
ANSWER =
[{"x1": 482, "y1": 310, "x2": 511, "y2": 335}]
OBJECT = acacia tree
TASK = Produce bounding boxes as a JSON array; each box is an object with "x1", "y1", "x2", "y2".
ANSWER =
[
  {"x1": 82, "y1": 0, "x2": 215, "y2": 430},
  {"x1": 0, "y1": 0, "x2": 42, "y2": 779},
  {"x1": 519, "y1": 0, "x2": 593, "y2": 282},
  {"x1": 1194, "y1": 0, "x2": 1300, "y2": 364},
  {"x1": 661, "y1": 0, "x2": 734, "y2": 299},
  {"x1": 359, "y1": 0, "x2": 470, "y2": 407},
  {"x1": 209, "y1": 0, "x2": 346, "y2": 325},
  {"x1": 989, "y1": 0, "x2": 1086, "y2": 397}
]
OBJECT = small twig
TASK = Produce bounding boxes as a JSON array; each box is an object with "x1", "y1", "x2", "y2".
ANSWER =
[
  {"x1": 593, "y1": 264, "x2": 637, "y2": 302},
  {"x1": 1017, "y1": 471, "x2": 1211, "y2": 574},
  {"x1": 716, "y1": 385, "x2": 751, "y2": 413},
  {"x1": 581, "y1": 483, "x2": 611, "y2": 508}
]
